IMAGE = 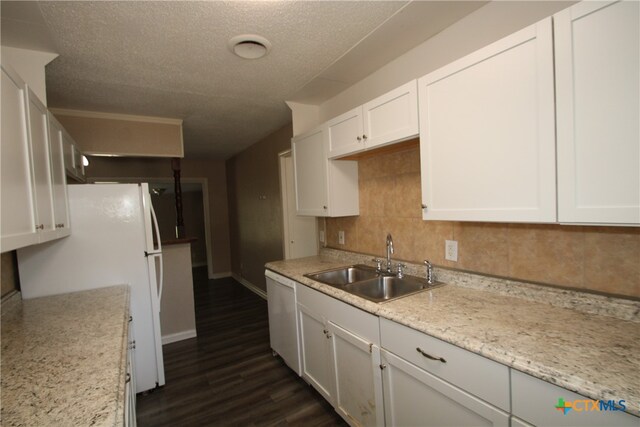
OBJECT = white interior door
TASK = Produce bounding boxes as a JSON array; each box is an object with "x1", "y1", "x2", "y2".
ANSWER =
[{"x1": 281, "y1": 152, "x2": 318, "y2": 259}]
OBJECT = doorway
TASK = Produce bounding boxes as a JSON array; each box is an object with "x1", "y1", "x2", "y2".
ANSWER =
[{"x1": 279, "y1": 150, "x2": 318, "y2": 259}]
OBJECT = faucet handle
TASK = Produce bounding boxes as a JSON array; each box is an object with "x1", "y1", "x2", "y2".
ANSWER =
[
  {"x1": 424, "y1": 260, "x2": 434, "y2": 284},
  {"x1": 372, "y1": 258, "x2": 382, "y2": 272},
  {"x1": 396, "y1": 263, "x2": 406, "y2": 278}
]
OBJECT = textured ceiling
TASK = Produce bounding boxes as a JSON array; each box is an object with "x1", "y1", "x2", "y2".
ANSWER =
[{"x1": 1, "y1": 1, "x2": 483, "y2": 159}]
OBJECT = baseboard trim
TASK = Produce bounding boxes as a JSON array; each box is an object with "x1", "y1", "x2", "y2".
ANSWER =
[
  {"x1": 211, "y1": 271, "x2": 231, "y2": 279},
  {"x1": 231, "y1": 274, "x2": 267, "y2": 300},
  {"x1": 162, "y1": 329, "x2": 197, "y2": 345}
]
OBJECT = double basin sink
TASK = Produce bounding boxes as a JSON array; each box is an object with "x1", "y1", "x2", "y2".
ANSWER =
[{"x1": 304, "y1": 264, "x2": 444, "y2": 303}]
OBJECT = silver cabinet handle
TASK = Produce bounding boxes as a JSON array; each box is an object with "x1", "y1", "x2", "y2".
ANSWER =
[
  {"x1": 362, "y1": 134, "x2": 367, "y2": 140},
  {"x1": 416, "y1": 347, "x2": 446, "y2": 363},
  {"x1": 35, "y1": 224, "x2": 44, "y2": 230},
  {"x1": 379, "y1": 364, "x2": 387, "y2": 370},
  {"x1": 357, "y1": 136, "x2": 362, "y2": 141},
  {"x1": 125, "y1": 373, "x2": 131, "y2": 383}
]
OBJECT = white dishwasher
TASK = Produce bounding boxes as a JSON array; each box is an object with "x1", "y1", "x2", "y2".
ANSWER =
[{"x1": 265, "y1": 269, "x2": 301, "y2": 375}]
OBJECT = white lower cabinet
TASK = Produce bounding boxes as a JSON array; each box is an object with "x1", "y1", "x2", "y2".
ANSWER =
[
  {"x1": 511, "y1": 369, "x2": 638, "y2": 427},
  {"x1": 380, "y1": 349, "x2": 509, "y2": 427},
  {"x1": 296, "y1": 284, "x2": 382, "y2": 426},
  {"x1": 297, "y1": 302, "x2": 335, "y2": 402},
  {"x1": 328, "y1": 321, "x2": 384, "y2": 427},
  {"x1": 277, "y1": 279, "x2": 637, "y2": 426},
  {"x1": 125, "y1": 315, "x2": 137, "y2": 427}
]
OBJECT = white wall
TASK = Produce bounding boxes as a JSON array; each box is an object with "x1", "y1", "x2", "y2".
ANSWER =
[
  {"x1": 1, "y1": 46, "x2": 57, "y2": 105},
  {"x1": 290, "y1": 1, "x2": 575, "y2": 134}
]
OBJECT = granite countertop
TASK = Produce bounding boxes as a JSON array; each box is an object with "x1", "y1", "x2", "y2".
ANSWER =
[
  {"x1": 1, "y1": 285, "x2": 131, "y2": 427},
  {"x1": 266, "y1": 250, "x2": 640, "y2": 417}
]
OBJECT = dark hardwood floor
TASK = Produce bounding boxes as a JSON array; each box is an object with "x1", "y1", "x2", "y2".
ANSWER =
[{"x1": 136, "y1": 267, "x2": 347, "y2": 426}]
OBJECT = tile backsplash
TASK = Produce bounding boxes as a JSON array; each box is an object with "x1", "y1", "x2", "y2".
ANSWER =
[{"x1": 324, "y1": 145, "x2": 640, "y2": 299}]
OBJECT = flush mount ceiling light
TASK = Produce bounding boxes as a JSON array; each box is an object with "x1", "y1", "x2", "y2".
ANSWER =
[{"x1": 228, "y1": 34, "x2": 271, "y2": 60}]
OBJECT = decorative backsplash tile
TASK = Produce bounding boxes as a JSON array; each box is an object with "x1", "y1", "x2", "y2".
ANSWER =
[{"x1": 324, "y1": 146, "x2": 640, "y2": 299}]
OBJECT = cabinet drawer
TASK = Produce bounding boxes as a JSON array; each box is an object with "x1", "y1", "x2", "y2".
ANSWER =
[
  {"x1": 512, "y1": 369, "x2": 638, "y2": 427},
  {"x1": 380, "y1": 318, "x2": 509, "y2": 411},
  {"x1": 297, "y1": 284, "x2": 379, "y2": 344}
]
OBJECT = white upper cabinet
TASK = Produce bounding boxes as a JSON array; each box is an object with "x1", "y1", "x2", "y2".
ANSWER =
[
  {"x1": 1, "y1": 64, "x2": 74, "y2": 252},
  {"x1": 419, "y1": 18, "x2": 556, "y2": 223},
  {"x1": 555, "y1": 0, "x2": 640, "y2": 225},
  {"x1": 1, "y1": 64, "x2": 39, "y2": 252},
  {"x1": 292, "y1": 125, "x2": 359, "y2": 217},
  {"x1": 26, "y1": 87, "x2": 57, "y2": 242},
  {"x1": 327, "y1": 107, "x2": 363, "y2": 159},
  {"x1": 47, "y1": 113, "x2": 71, "y2": 237},
  {"x1": 327, "y1": 80, "x2": 419, "y2": 159}
]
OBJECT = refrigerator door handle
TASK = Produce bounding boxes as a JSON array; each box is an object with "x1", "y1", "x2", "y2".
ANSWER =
[
  {"x1": 157, "y1": 253, "x2": 164, "y2": 304},
  {"x1": 148, "y1": 196, "x2": 162, "y2": 254}
]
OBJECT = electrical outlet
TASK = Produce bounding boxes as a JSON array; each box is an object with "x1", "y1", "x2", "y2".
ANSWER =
[
  {"x1": 445, "y1": 240, "x2": 458, "y2": 262},
  {"x1": 338, "y1": 231, "x2": 345, "y2": 245},
  {"x1": 319, "y1": 230, "x2": 325, "y2": 243}
]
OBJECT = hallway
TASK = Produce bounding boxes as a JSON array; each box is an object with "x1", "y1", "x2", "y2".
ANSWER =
[{"x1": 136, "y1": 268, "x2": 346, "y2": 426}]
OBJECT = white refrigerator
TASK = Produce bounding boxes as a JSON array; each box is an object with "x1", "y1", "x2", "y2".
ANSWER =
[{"x1": 17, "y1": 183, "x2": 165, "y2": 393}]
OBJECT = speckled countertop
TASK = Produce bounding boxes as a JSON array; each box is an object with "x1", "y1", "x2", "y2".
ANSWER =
[
  {"x1": 266, "y1": 250, "x2": 640, "y2": 417},
  {"x1": 1, "y1": 286, "x2": 130, "y2": 427}
]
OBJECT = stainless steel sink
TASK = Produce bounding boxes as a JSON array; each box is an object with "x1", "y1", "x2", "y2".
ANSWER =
[
  {"x1": 344, "y1": 275, "x2": 442, "y2": 303},
  {"x1": 305, "y1": 264, "x2": 445, "y2": 303},
  {"x1": 304, "y1": 264, "x2": 378, "y2": 287}
]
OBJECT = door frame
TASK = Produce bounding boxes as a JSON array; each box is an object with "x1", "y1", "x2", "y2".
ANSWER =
[
  {"x1": 279, "y1": 149, "x2": 318, "y2": 260},
  {"x1": 279, "y1": 150, "x2": 293, "y2": 259}
]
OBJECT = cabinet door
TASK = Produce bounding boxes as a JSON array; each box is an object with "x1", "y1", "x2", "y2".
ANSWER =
[
  {"x1": 327, "y1": 107, "x2": 364, "y2": 159},
  {"x1": 419, "y1": 18, "x2": 556, "y2": 223},
  {"x1": 292, "y1": 126, "x2": 329, "y2": 216},
  {"x1": 328, "y1": 321, "x2": 384, "y2": 427},
  {"x1": 73, "y1": 145, "x2": 86, "y2": 181},
  {"x1": 297, "y1": 302, "x2": 335, "y2": 403},
  {"x1": 380, "y1": 349, "x2": 509, "y2": 427},
  {"x1": 47, "y1": 113, "x2": 70, "y2": 237},
  {"x1": 26, "y1": 87, "x2": 56, "y2": 241},
  {"x1": 362, "y1": 80, "x2": 419, "y2": 151},
  {"x1": 0, "y1": 64, "x2": 39, "y2": 251},
  {"x1": 125, "y1": 316, "x2": 137, "y2": 427},
  {"x1": 555, "y1": 1, "x2": 639, "y2": 224},
  {"x1": 62, "y1": 131, "x2": 75, "y2": 176}
]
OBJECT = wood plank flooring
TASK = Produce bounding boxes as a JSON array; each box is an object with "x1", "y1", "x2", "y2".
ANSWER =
[{"x1": 136, "y1": 268, "x2": 347, "y2": 426}]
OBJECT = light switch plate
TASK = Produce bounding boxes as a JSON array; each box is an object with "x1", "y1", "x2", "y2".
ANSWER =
[
  {"x1": 338, "y1": 231, "x2": 345, "y2": 245},
  {"x1": 445, "y1": 240, "x2": 458, "y2": 262}
]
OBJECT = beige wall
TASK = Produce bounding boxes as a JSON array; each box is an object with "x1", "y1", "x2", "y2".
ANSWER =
[
  {"x1": 1, "y1": 251, "x2": 19, "y2": 297},
  {"x1": 323, "y1": 146, "x2": 640, "y2": 299},
  {"x1": 55, "y1": 112, "x2": 184, "y2": 157},
  {"x1": 85, "y1": 156, "x2": 231, "y2": 275},
  {"x1": 290, "y1": 1, "x2": 575, "y2": 134},
  {"x1": 227, "y1": 123, "x2": 292, "y2": 291},
  {"x1": 160, "y1": 244, "x2": 196, "y2": 341}
]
